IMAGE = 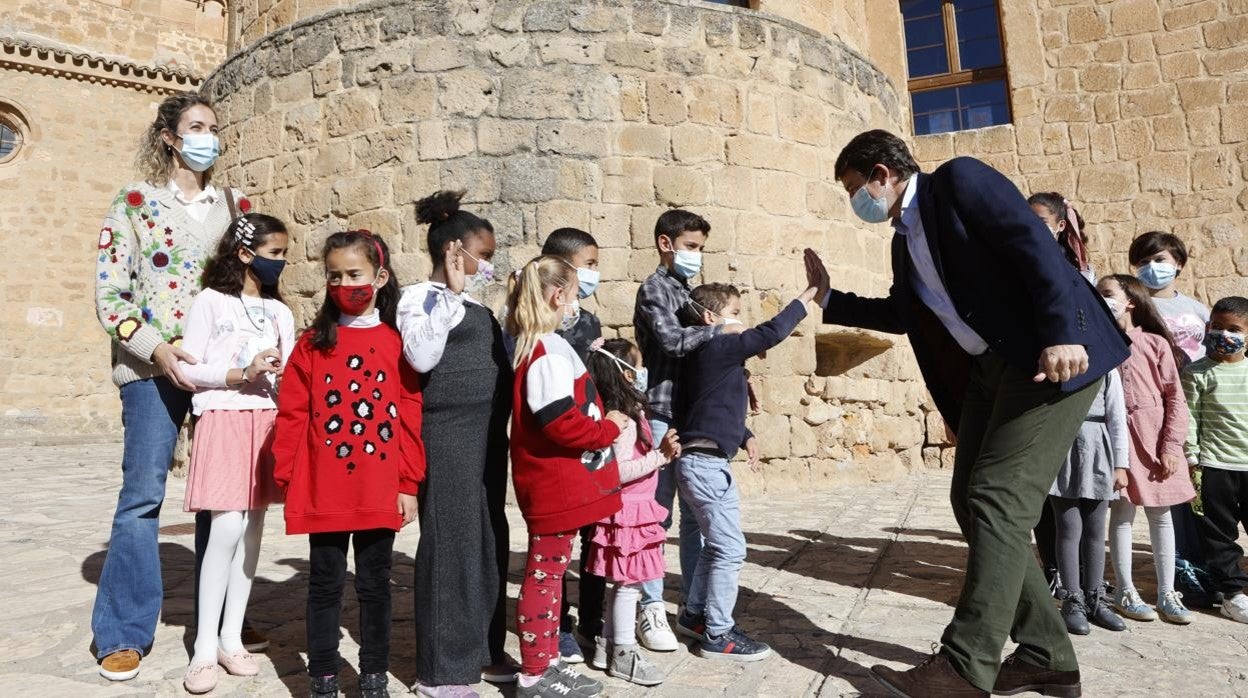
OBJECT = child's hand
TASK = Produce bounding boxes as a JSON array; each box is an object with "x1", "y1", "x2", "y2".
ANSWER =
[
  {"x1": 397, "y1": 493, "x2": 418, "y2": 527},
  {"x1": 604, "y1": 410, "x2": 630, "y2": 430},
  {"x1": 1160, "y1": 453, "x2": 1184, "y2": 480},
  {"x1": 660, "y1": 427, "x2": 681, "y2": 461},
  {"x1": 745, "y1": 437, "x2": 760, "y2": 472},
  {"x1": 446, "y1": 241, "x2": 467, "y2": 294},
  {"x1": 245, "y1": 348, "x2": 281, "y2": 382},
  {"x1": 1113, "y1": 469, "x2": 1129, "y2": 492}
]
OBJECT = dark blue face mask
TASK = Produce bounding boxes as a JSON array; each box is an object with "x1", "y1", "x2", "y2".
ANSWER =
[{"x1": 250, "y1": 254, "x2": 286, "y2": 287}]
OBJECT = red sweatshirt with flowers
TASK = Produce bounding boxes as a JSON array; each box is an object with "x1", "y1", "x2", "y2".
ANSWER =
[
  {"x1": 273, "y1": 324, "x2": 425, "y2": 535},
  {"x1": 511, "y1": 334, "x2": 623, "y2": 535}
]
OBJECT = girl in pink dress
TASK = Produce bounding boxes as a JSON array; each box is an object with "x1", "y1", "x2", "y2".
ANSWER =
[
  {"x1": 1097, "y1": 275, "x2": 1195, "y2": 625},
  {"x1": 583, "y1": 339, "x2": 680, "y2": 687}
]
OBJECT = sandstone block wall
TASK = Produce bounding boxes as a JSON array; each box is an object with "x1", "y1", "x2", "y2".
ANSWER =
[
  {"x1": 0, "y1": 1, "x2": 227, "y2": 440},
  {"x1": 915, "y1": 0, "x2": 1248, "y2": 307},
  {"x1": 208, "y1": 0, "x2": 940, "y2": 492}
]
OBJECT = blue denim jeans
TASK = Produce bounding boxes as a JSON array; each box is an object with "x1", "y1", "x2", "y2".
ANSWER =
[
  {"x1": 675, "y1": 451, "x2": 745, "y2": 637},
  {"x1": 91, "y1": 378, "x2": 191, "y2": 659},
  {"x1": 639, "y1": 418, "x2": 704, "y2": 607}
]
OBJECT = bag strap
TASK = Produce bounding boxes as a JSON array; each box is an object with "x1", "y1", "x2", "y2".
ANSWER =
[{"x1": 224, "y1": 188, "x2": 240, "y2": 220}]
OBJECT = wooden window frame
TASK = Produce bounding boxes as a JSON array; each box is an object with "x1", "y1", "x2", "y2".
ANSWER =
[{"x1": 906, "y1": 1, "x2": 1008, "y2": 91}]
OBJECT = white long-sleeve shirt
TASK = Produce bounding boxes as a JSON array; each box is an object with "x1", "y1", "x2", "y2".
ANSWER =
[
  {"x1": 395, "y1": 281, "x2": 486, "y2": 372},
  {"x1": 893, "y1": 175, "x2": 989, "y2": 356},
  {"x1": 178, "y1": 288, "x2": 296, "y2": 414}
]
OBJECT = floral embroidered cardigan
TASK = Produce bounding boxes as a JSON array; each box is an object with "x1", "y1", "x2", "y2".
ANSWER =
[{"x1": 94, "y1": 181, "x2": 247, "y2": 387}]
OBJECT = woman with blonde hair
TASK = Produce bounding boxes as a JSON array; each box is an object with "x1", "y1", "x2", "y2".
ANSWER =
[
  {"x1": 92, "y1": 91, "x2": 248, "y2": 682},
  {"x1": 505, "y1": 256, "x2": 627, "y2": 697}
]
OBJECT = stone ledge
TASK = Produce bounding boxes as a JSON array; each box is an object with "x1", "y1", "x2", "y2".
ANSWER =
[{"x1": 0, "y1": 34, "x2": 203, "y2": 94}]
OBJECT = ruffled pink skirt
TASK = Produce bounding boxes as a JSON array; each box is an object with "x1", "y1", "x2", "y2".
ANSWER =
[
  {"x1": 184, "y1": 409, "x2": 281, "y2": 512},
  {"x1": 586, "y1": 498, "x2": 668, "y2": 584}
]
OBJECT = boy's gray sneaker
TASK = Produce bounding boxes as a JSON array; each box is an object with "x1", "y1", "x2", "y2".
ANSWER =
[
  {"x1": 608, "y1": 644, "x2": 664, "y2": 687},
  {"x1": 516, "y1": 666, "x2": 598, "y2": 698}
]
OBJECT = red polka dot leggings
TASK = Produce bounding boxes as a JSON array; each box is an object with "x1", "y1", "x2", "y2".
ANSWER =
[{"x1": 516, "y1": 531, "x2": 576, "y2": 676}]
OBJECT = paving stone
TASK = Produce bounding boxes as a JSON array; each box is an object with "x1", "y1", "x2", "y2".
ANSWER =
[{"x1": 0, "y1": 444, "x2": 1244, "y2": 696}]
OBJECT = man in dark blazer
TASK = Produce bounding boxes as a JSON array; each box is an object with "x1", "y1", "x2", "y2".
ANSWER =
[{"x1": 814, "y1": 130, "x2": 1129, "y2": 698}]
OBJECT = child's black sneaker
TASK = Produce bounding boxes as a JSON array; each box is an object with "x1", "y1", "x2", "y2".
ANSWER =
[
  {"x1": 309, "y1": 674, "x2": 339, "y2": 698},
  {"x1": 359, "y1": 672, "x2": 389, "y2": 698},
  {"x1": 675, "y1": 607, "x2": 708, "y2": 642},
  {"x1": 697, "y1": 626, "x2": 771, "y2": 662}
]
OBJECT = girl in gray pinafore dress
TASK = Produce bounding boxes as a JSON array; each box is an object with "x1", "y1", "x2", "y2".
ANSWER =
[
  {"x1": 397, "y1": 191, "x2": 513, "y2": 692},
  {"x1": 1048, "y1": 368, "x2": 1129, "y2": 634}
]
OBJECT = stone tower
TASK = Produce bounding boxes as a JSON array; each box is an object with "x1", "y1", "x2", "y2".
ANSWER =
[{"x1": 205, "y1": 0, "x2": 932, "y2": 491}]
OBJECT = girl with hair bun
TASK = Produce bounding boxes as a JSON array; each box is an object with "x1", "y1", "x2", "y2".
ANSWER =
[{"x1": 396, "y1": 191, "x2": 517, "y2": 694}]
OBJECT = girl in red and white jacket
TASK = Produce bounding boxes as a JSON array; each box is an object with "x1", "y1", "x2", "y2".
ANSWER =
[
  {"x1": 273, "y1": 231, "x2": 425, "y2": 698},
  {"x1": 505, "y1": 255, "x2": 628, "y2": 697}
]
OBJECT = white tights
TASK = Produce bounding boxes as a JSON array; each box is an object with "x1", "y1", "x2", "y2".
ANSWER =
[
  {"x1": 193, "y1": 509, "x2": 265, "y2": 664},
  {"x1": 1109, "y1": 500, "x2": 1175, "y2": 596},
  {"x1": 602, "y1": 582, "x2": 643, "y2": 646}
]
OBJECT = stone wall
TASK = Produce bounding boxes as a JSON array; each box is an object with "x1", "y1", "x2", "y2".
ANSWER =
[
  {"x1": 0, "y1": 1, "x2": 227, "y2": 441},
  {"x1": 4, "y1": 0, "x2": 227, "y2": 74},
  {"x1": 915, "y1": 0, "x2": 1248, "y2": 307},
  {"x1": 207, "y1": 0, "x2": 937, "y2": 492}
]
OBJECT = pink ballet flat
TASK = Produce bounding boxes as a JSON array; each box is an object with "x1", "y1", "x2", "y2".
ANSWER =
[
  {"x1": 216, "y1": 648, "x2": 260, "y2": 676},
  {"x1": 183, "y1": 662, "x2": 219, "y2": 694}
]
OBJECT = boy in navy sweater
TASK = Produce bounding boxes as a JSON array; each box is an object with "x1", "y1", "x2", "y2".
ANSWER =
[{"x1": 672, "y1": 252, "x2": 828, "y2": 661}]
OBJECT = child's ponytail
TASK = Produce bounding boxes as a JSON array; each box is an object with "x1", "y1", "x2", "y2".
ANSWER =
[{"x1": 505, "y1": 255, "x2": 576, "y2": 368}]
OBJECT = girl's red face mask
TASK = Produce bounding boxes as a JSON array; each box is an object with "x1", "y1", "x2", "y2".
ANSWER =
[{"x1": 327, "y1": 282, "x2": 375, "y2": 315}]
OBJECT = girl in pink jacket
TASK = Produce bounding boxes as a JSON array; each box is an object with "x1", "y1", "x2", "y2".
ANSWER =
[{"x1": 1098, "y1": 275, "x2": 1195, "y2": 625}]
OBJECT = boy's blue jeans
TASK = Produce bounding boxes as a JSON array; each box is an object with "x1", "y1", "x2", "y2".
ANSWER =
[
  {"x1": 674, "y1": 450, "x2": 746, "y2": 637},
  {"x1": 91, "y1": 378, "x2": 191, "y2": 659},
  {"x1": 640, "y1": 418, "x2": 703, "y2": 608}
]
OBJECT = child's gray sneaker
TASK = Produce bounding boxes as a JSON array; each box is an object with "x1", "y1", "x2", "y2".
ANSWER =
[
  {"x1": 1111, "y1": 587, "x2": 1158, "y2": 621},
  {"x1": 608, "y1": 644, "x2": 664, "y2": 687},
  {"x1": 1157, "y1": 590, "x2": 1193, "y2": 624},
  {"x1": 516, "y1": 666, "x2": 597, "y2": 698},
  {"x1": 589, "y1": 635, "x2": 609, "y2": 670},
  {"x1": 554, "y1": 661, "x2": 602, "y2": 695}
]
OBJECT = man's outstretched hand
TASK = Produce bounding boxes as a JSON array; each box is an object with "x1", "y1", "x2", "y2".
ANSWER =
[{"x1": 1033, "y1": 345, "x2": 1089, "y2": 384}]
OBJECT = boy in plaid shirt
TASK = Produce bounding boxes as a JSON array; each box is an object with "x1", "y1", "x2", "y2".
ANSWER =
[{"x1": 630, "y1": 209, "x2": 720, "y2": 651}]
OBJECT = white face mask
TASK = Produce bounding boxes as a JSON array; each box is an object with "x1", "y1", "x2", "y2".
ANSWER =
[
  {"x1": 690, "y1": 299, "x2": 740, "y2": 326},
  {"x1": 559, "y1": 297, "x2": 581, "y2": 331},
  {"x1": 594, "y1": 348, "x2": 649, "y2": 394},
  {"x1": 1103, "y1": 296, "x2": 1126, "y2": 319}
]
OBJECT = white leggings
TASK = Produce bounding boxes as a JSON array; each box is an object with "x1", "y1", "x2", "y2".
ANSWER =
[
  {"x1": 1109, "y1": 500, "x2": 1174, "y2": 596},
  {"x1": 602, "y1": 582, "x2": 643, "y2": 646},
  {"x1": 193, "y1": 509, "x2": 265, "y2": 664}
]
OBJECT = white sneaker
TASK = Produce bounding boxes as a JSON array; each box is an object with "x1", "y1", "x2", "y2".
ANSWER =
[
  {"x1": 1222, "y1": 593, "x2": 1248, "y2": 623},
  {"x1": 637, "y1": 603, "x2": 678, "y2": 652}
]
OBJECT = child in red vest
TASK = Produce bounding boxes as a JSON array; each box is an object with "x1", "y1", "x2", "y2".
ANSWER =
[
  {"x1": 505, "y1": 255, "x2": 628, "y2": 698},
  {"x1": 273, "y1": 231, "x2": 425, "y2": 698}
]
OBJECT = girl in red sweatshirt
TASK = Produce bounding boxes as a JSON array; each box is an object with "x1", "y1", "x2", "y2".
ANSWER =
[
  {"x1": 505, "y1": 255, "x2": 627, "y2": 697},
  {"x1": 273, "y1": 231, "x2": 425, "y2": 698}
]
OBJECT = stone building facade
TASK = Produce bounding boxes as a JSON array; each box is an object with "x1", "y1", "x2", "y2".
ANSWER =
[
  {"x1": 913, "y1": 1, "x2": 1248, "y2": 312},
  {"x1": 206, "y1": 0, "x2": 927, "y2": 493},
  {"x1": 3, "y1": 1, "x2": 1244, "y2": 493},
  {"x1": 0, "y1": 0, "x2": 227, "y2": 440}
]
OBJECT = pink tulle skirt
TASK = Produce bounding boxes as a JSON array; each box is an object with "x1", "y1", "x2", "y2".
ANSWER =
[
  {"x1": 586, "y1": 496, "x2": 668, "y2": 585},
  {"x1": 184, "y1": 409, "x2": 282, "y2": 512}
]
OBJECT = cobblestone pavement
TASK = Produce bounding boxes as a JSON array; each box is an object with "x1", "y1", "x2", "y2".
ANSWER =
[{"x1": 2, "y1": 444, "x2": 1246, "y2": 697}]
